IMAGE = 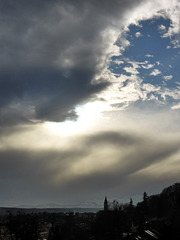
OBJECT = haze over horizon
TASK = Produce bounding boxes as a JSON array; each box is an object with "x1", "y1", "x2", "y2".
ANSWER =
[{"x1": 0, "y1": 0, "x2": 180, "y2": 208}]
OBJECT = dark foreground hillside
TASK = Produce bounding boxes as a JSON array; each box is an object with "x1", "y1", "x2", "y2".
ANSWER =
[{"x1": 0, "y1": 183, "x2": 180, "y2": 240}]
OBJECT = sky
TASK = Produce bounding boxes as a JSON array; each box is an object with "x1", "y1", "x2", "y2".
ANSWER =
[{"x1": 0, "y1": 0, "x2": 180, "y2": 208}]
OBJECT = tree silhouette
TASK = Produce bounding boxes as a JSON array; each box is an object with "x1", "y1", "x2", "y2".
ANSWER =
[{"x1": 104, "y1": 196, "x2": 109, "y2": 211}]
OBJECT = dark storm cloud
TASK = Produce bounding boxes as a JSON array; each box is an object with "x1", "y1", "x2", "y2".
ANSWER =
[
  {"x1": 0, "y1": 69, "x2": 109, "y2": 125},
  {"x1": 0, "y1": 0, "x2": 144, "y2": 126},
  {"x1": 85, "y1": 131, "x2": 140, "y2": 146},
  {"x1": 0, "y1": 130, "x2": 179, "y2": 205}
]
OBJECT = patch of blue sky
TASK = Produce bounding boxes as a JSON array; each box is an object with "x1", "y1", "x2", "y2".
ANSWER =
[
  {"x1": 124, "y1": 17, "x2": 171, "y2": 59},
  {"x1": 110, "y1": 17, "x2": 180, "y2": 91}
]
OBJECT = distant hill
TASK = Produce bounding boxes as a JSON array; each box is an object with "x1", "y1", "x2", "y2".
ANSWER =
[
  {"x1": 136, "y1": 182, "x2": 180, "y2": 219},
  {"x1": 0, "y1": 207, "x2": 101, "y2": 216}
]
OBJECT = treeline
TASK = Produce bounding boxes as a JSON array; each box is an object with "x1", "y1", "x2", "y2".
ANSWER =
[{"x1": 100, "y1": 182, "x2": 180, "y2": 239}]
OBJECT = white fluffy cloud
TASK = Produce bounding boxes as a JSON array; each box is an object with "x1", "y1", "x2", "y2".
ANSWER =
[
  {"x1": 163, "y1": 75, "x2": 173, "y2": 80},
  {"x1": 158, "y1": 24, "x2": 166, "y2": 32},
  {"x1": 171, "y1": 103, "x2": 180, "y2": 110},
  {"x1": 135, "y1": 32, "x2": 142, "y2": 38},
  {"x1": 150, "y1": 69, "x2": 161, "y2": 76},
  {"x1": 145, "y1": 54, "x2": 154, "y2": 58},
  {"x1": 142, "y1": 63, "x2": 154, "y2": 69}
]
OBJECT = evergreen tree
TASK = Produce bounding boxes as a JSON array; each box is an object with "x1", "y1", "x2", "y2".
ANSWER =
[{"x1": 104, "y1": 196, "x2": 109, "y2": 211}]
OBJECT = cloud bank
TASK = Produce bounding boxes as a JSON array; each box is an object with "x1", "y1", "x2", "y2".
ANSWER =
[
  {"x1": 1, "y1": 0, "x2": 180, "y2": 126},
  {"x1": 0, "y1": 130, "x2": 180, "y2": 206},
  {"x1": 1, "y1": 0, "x2": 180, "y2": 206},
  {"x1": 0, "y1": 0, "x2": 146, "y2": 126}
]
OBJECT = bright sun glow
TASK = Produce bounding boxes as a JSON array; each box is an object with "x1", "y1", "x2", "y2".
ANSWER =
[{"x1": 46, "y1": 101, "x2": 108, "y2": 136}]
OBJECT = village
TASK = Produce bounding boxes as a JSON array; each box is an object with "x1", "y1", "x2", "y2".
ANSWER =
[{"x1": 0, "y1": 183, "x2": 179, "y2": 240}]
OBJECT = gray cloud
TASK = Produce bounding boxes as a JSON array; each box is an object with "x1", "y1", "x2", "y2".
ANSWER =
[
  {"x1": 0, "y1": 69, "x2": 109, "y2": 125},
  {"x1": 85, "y1": 131, "x2": 140, "y2": 146},
  {"x1": 0, "y1": 130, "x2": 179, "y2": 206},
  {"x1": 1, "y1": 0, "x2": 179, "y2": 207},
  {"x1": 0, "y1": 0, "x2": 144, "y2": 126}
]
